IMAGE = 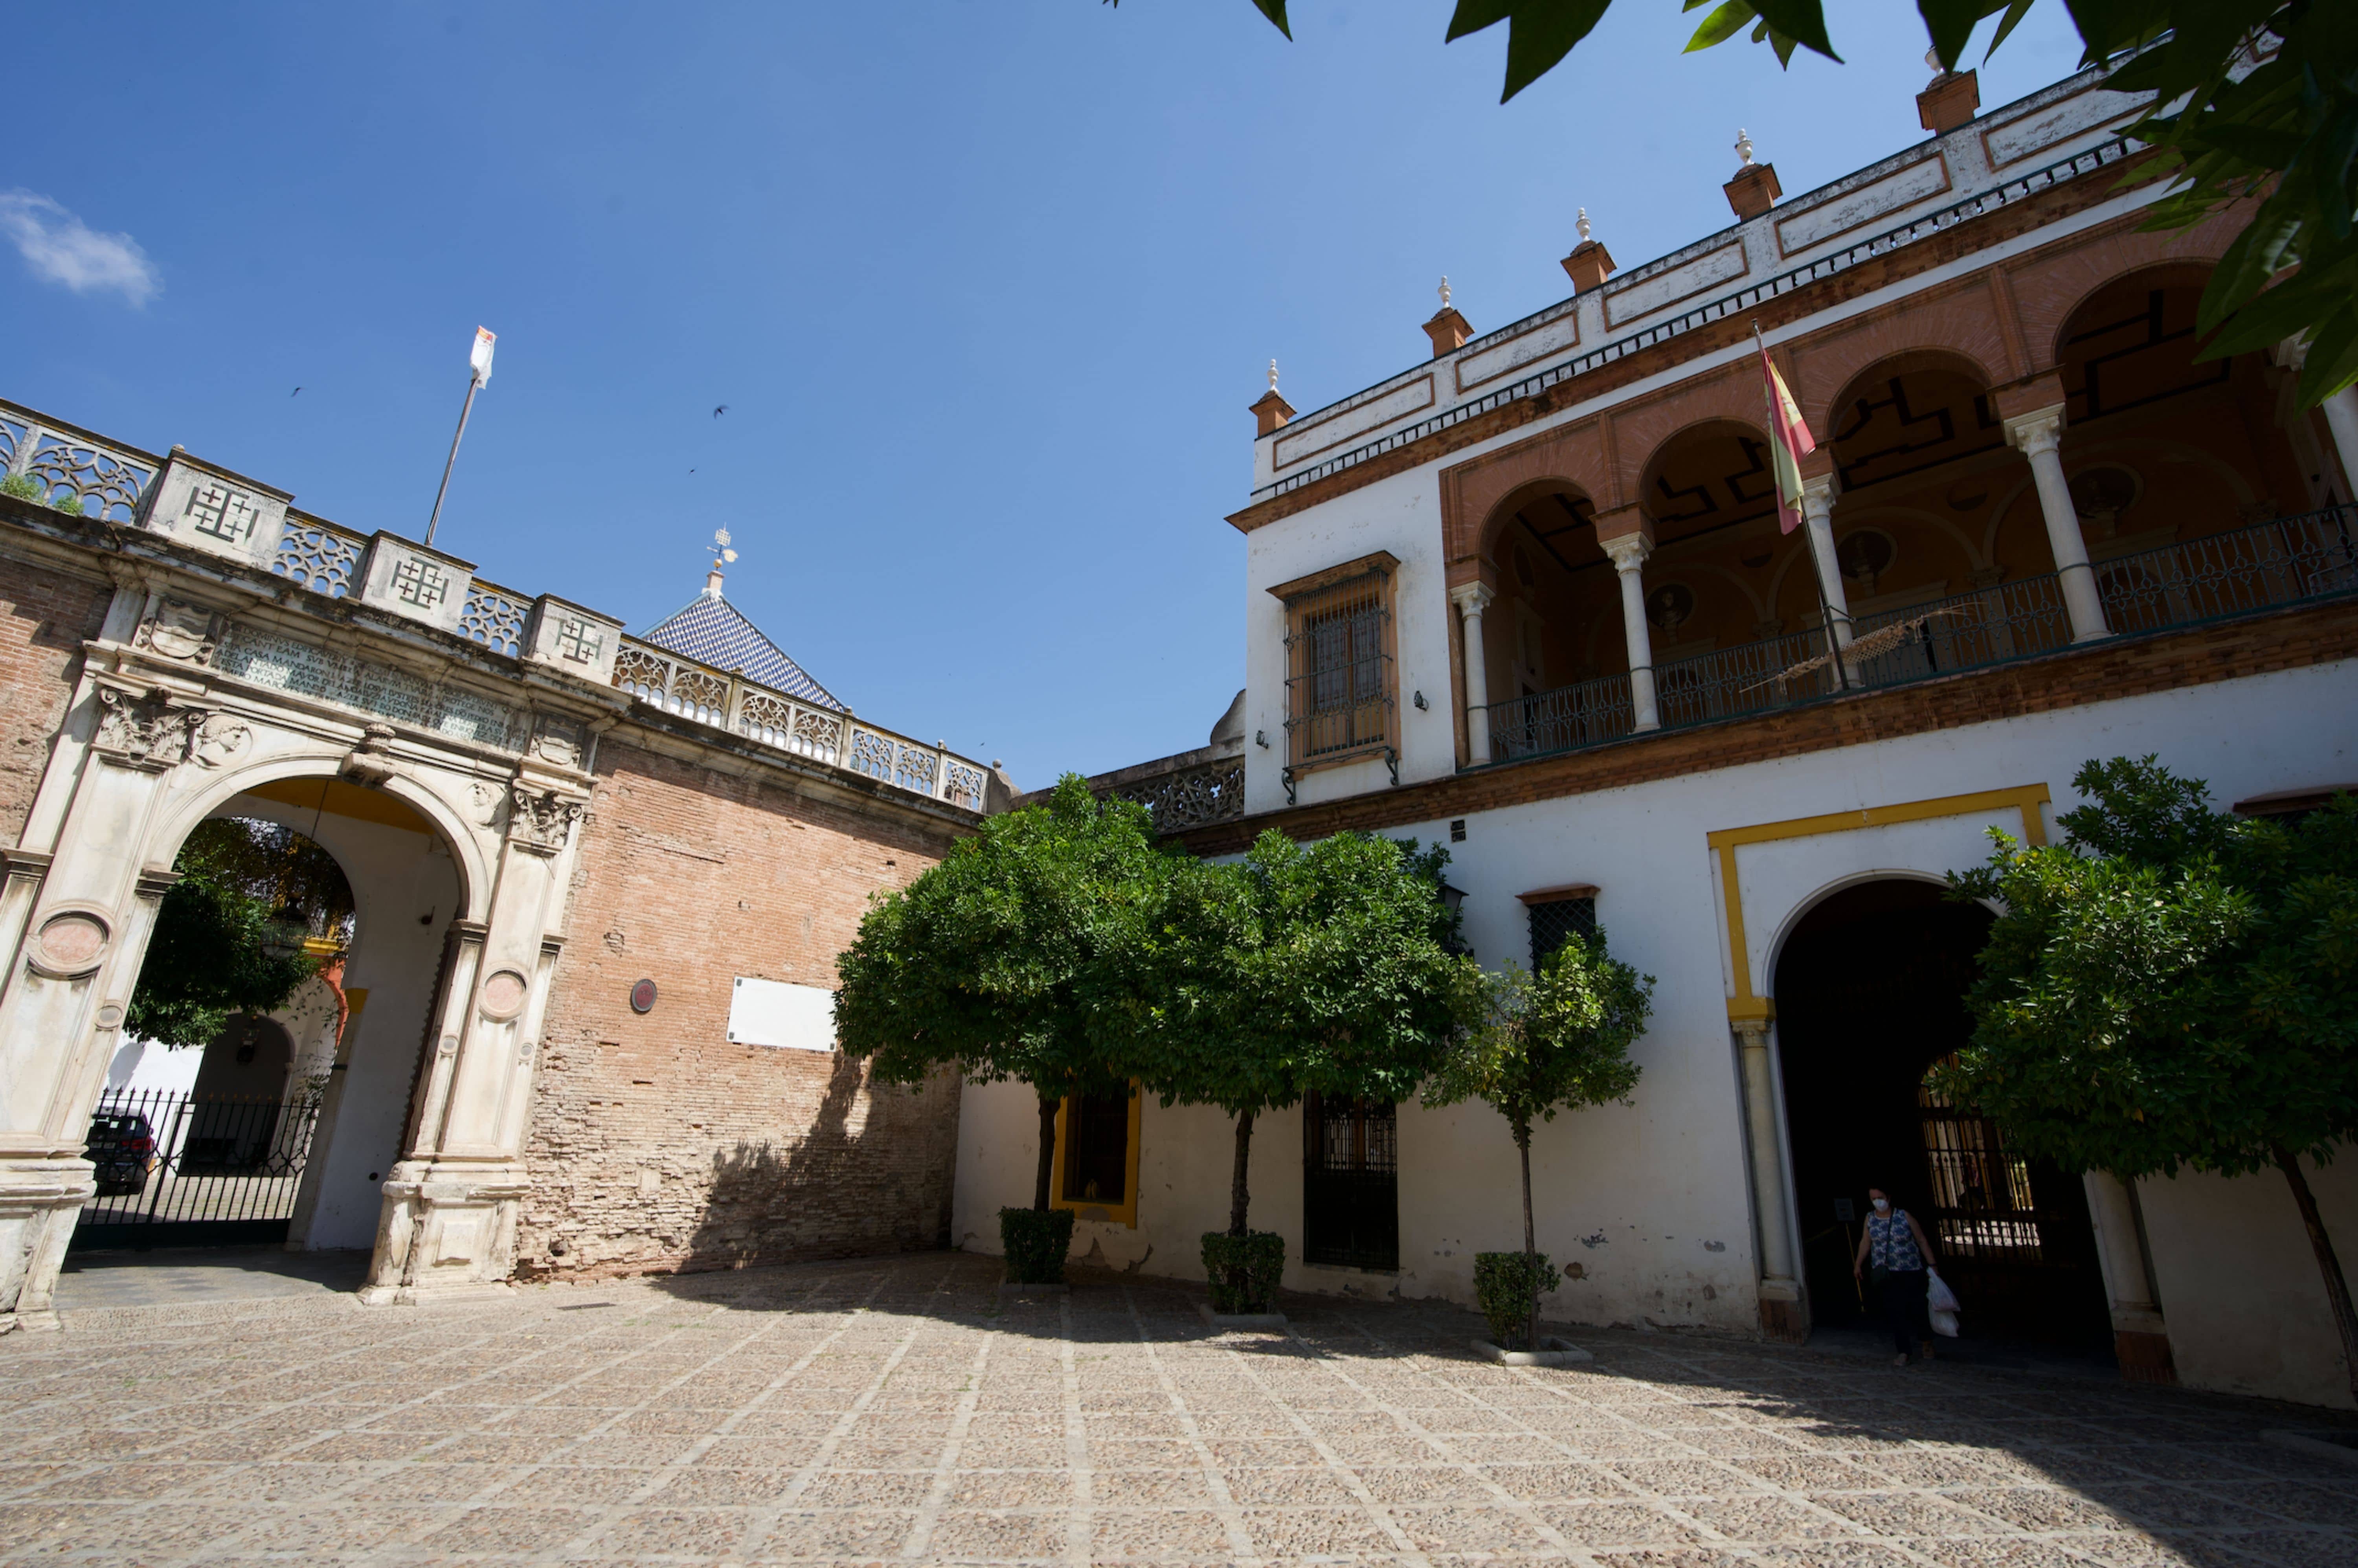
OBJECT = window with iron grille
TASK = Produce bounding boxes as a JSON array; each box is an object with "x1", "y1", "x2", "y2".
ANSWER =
[
  {"x1": 1528, "y1": 895, "x2": 1597, "y2": 971},
  {"x1": 1279, "y1": 563, "x2": 1396, "y2": 776}
]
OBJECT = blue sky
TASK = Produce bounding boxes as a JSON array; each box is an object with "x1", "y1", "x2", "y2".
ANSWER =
[{"x1": 6, "y1": 3, "x2": 2087, "y2": 788}]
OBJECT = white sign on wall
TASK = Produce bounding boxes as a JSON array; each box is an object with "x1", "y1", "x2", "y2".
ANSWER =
[{"x1": 727, "y1": 977, "x2": 837, "y2": 1051}]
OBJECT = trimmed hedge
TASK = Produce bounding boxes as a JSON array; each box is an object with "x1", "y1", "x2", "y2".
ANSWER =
[
  {"x1": 1473, "y1": 1250, "x2": 1558, "y2": 1348},
  {"x1": 1201, "y1": 1230, "x2": 1286, "y2": 1315},
  {"x1": 1000, "y1": 1206, "x2": 1076, "y2": 1284}
]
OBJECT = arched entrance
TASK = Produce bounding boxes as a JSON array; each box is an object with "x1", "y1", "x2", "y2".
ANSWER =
[
  {"x1": 1773, "y1": 878, "x2": 2112, "y2": 1350},
  {"x1": 66, "y1": 778, "x2": 464, "y2": 1269}
]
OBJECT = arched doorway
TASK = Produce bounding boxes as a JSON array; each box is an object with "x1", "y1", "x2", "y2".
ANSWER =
[
  {"x1": 1773, "y1": 878, "x2": 2112, "y2": 1351},
  {"x1": 69, "y1": 777, "x2": 463, "y2": 1269}
]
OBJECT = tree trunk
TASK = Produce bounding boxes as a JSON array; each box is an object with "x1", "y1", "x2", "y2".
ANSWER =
[
  {"x1": 2274, "y1": 1142, "x2": 2358, "y2": 1402},
  {"x1": 1516, "y1": 1116, "x2": 1539, "y2": 1352},
  {"x1": 1229, "y1": 1108, "x2": 1256, "y2": 1238},
  {"x1": 1034, "y1": 1092, "x2": 1059, "y2": 1212}
]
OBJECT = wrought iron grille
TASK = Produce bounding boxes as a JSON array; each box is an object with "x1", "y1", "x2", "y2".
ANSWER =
[
  {"x1": 1464, "y1": 506, "x2": 2358, "y2": 773},
  {"x1": 1652, "y1": 626, "x2": 1840, "y2": 730},
  {"x1": 75, "y1": 1087, "x2": 323, "y2": 1249},
  {"x1": 1302, "y1": 1093, "x2": 1399, "y2": 1271},
  {"x1": 1283, "y1": 586, "x2": 1393, "y2": 765},
  {"x1": 1528, "y1": 898, "x2": 1597, "y2": 972},
  {"x1": 1488, "y1": 674, "x2": 1634, "y2": 760}
]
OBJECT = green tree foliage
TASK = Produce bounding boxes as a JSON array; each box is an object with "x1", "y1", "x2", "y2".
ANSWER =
[
  {"x1": 1123, "y1": 830, "x2": 1473, "y2": 1241},
  {"x1": 1218, "y1": 2, "x2": 2357, "y2": 406},
  {"x1": 126, "y1": 817, "x2": 338, "y2": 1048},
  {"x1": 1932, "y1": 756, "x2": 2358, "y2": 1397},
  {"x1": 833, "y1": 776, "x2": 1170, "y2": 1212},
  {"x1": 1425, "y1": 930, "x2": 1651, "y2": 1348}
]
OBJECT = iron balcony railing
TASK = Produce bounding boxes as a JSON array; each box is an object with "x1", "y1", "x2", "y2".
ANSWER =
[{"x1": 1471, "y1": 505, "x2": 2358, "y2": 771}]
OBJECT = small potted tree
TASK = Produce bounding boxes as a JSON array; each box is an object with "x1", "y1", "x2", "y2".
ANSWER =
[
  {"x1": 836, "y1": 777, "x2": 1167, "y2": 1291},
  {"x1": 1427, "y1": 925, "x2": 1650, "y2": 1364},
  {"x1": 1129, "y1": 830, "x2": 1473, "y2": 1324}
]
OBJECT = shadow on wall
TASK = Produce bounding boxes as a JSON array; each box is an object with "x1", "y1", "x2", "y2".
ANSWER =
[{"x1": 676, "y1": 1054, "x2": 956, "y2": 1272}]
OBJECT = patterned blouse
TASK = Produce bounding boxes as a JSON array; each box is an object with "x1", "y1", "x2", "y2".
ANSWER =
[{"x1": 1867, "y1": 1209, "x2": 1926, "y2": 1272}]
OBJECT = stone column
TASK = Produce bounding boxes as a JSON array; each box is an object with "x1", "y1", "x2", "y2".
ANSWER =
[
  {"x1": 360, "y1": 782, "x2": 582, "y2": 1307},
  {"x1": 1600, "y1": 534, "x2": 1661, "y2": 732},
  {"x1": 1451, "y1": 583, "x2": 1496, "y2": 766},
  {"x1": 2321, "y1": 386, "x2": 2358, "y2": 501},
  {"x1": 1734, "y1": 1016, "x2": 1803, "y2": 1340},
  {"x1": 2083, "y1": 1170, "x2": 2176, "y2": 1383},
  {"x1": 2004, "y1": 407, "x2": 2110, "y2": 643},
  {"x1": 1798, "y1": 475, "x2": 1858, "y2": 679}
]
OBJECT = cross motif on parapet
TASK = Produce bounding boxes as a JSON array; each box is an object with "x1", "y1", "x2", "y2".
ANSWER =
[
  {"x1": 184, "y1": 483, "x2": 257, "y2": 544},
  {"x1": 393, "y1": 558, "x2": 448, "y2": 609},
  {"x1": 554, "y1": 616, "x2": 602, "y2": 664}
]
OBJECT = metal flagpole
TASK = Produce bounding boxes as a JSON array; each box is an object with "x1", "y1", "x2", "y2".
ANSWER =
[
  {"x1": 1754, "y1": 321, "x2": 1849, "y2": 695},
  {"x1": 426, "y1": 327, "x2": 496, "y2": 548},
  {"x1": 424, "y1": 378, "x2": 478, "y2": 548}
]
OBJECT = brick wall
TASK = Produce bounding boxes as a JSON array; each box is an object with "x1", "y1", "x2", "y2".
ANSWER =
[
  {"x1": 0, "y1": 545, "x2": 111, "y2": 846},
  {"x1": 520, "y1": 736, "x2": 968, "y2": 1280}
]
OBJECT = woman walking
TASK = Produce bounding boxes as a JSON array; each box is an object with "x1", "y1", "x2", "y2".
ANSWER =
[{"x1": 1852, "y1": 1186, "x2": 1939, "y2": 1365}]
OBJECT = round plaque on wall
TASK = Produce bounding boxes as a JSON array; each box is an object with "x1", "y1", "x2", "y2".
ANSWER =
[{"x1": 630, "y1": 979, "x2": 657, "y2": 1014}]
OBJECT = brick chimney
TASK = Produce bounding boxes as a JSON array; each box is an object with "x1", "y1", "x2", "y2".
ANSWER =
[
  {"x1": 1423, "y1": 277, "x2": 1471, "y2": 358},
  {"x1": 1918, "y1": 68, "x2": 1980, "y2": 134},
  {"x1": 1724, "y1": 128, "x2": 1781, "y2": 220},
  {"x1": 1251, "y1": 360, "x2": 1295, "y2": 437},
  {"x1": 1559, "y1": 208, "x2": 1615, "y2": 293}
]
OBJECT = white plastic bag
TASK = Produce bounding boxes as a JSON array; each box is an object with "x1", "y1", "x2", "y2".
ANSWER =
[{"x1": 1926, "y1": 1269, "x2": 1961, "y2": 1337}]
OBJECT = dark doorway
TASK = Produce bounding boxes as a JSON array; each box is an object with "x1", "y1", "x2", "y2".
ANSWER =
[
  {"x1": 1302, "y1": 1094, "x2": 1398, "y2": 1271},
  {"x1": 1773, "y1": 879, "x2": 2112, "y2": 1350}
]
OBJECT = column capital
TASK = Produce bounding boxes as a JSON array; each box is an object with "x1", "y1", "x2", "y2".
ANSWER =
[
  {"x1": 2002, "y1": 403, "x2": 2065, "y2": 457},
  {"x1": 1600, "y1": 533, "x2": 1653, "y2": 573},
  {"x1": 1732, "y1": 1017, "x2": 1772, "y2": 1050},
  {"x1": 1800, "y1": 471, "x2": 1837, "y2": 512},
  {"x1": 2273, "y1": 335, "x2": 2307, "y2": 371},
  {"x1": 1449, "y1": 581, "x2": 1496, "y2": 616}
]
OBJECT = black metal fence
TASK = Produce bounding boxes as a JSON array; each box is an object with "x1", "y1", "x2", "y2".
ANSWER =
[
  {"x1": 73, "y1": 1087, "x2": 322, "y2": 1250},
  {"x1": 1474, "y1": 505, "x2": 2358, "y2": 771}
]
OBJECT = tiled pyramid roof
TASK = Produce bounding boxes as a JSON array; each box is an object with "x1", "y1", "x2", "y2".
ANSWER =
[{"x1": 640, "y1": 591, "x2": 845, "y2": 712}]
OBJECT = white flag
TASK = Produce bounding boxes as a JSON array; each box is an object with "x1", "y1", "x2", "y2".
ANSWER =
[{"x1": 469, "y1": 326, "x2": 496, "y2": 385}]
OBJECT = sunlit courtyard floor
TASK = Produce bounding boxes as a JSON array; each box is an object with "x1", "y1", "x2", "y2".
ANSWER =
[{"x1": 4, "y1": 1250, "x2": 2354, "y2": 1566}]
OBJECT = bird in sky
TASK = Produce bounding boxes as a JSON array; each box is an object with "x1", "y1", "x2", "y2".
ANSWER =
[
  {"x1": 712, "y1": 404, "x2": 728, "y2": 418},
  {"x1": 291, "y1": 387, "x2": 302, "y2": 397}
]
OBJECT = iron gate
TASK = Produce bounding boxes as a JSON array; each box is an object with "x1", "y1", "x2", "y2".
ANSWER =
[
  {"x1": 73, "y1": 1087, "x2": 323, "y2": 1251},
  {"x1": 1302, "y1": 1093, "x2": 1398, "y2": 1271}
]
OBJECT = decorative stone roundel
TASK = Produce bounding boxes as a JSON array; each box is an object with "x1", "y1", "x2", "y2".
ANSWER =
[
  {"x1": 630, "y1": 979, "x2": 657, "y2": 1015},
  {"x1": 32, "y1": 911, "x2": 108, "y2": 977},
  {"x1": 478, "y1": 969, "x2": 529, "y2": 1021}
]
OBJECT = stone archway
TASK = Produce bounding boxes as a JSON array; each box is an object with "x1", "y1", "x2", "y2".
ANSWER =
[{"x1": 0, "y1": 577, "x2": 596, "y2": 1330}]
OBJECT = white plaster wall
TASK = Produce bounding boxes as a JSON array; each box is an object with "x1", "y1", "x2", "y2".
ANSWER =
[
  {"x1": 963, "y1": 655, "x2": 2358, "y2": 1401},
  {"x1": 2138, "y1": 1157, "x2": 2358, "y2": 1410},
  {"x1": 220, "y1": 793, "x2": 461, "y2": 1252}
]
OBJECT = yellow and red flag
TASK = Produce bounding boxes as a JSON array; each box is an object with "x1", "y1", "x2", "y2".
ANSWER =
[{"x1": 1756, "y1": 328, "x2": 1814, "y2": 534}]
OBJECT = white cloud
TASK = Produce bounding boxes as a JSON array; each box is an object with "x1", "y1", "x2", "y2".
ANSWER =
[{"x1": 0, "y1": 190, "x2": 159, "y2": 306}]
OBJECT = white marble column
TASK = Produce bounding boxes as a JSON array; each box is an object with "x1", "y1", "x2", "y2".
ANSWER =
[
  {"x1": 1451, "y1": 583, "x2": 1496, "y2": 766},
  {"x1": 1798, "y1": 474, "x2": 1858, "y2": 681},
  {"x1": 1734, "y1": 1018, "x2": 1801, "y2": 1311},
  {"x1": 1601, "y1": 534, "x2": 1660, "y2": 732},
  {"x1": 2083, "y1": 1170, "x2": 2173, "y2": 1378},
  {"x1": 2277, "y1": 336, "x2": 2358, "y2": 502},
  {"x1": 2004, "y1": 406, "x2": 2110, "y2": 643}
]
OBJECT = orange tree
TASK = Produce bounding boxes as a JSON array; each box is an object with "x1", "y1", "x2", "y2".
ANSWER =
[{"x1": 1932, "y1": 757, "x2": 2358, "y2": 1398}]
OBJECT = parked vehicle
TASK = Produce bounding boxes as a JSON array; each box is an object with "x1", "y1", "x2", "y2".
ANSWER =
[{"x1": 85, "y1": 1112, "x2": 156, "y2": 1197}]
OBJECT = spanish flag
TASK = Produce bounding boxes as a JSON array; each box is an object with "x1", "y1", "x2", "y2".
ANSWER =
[{"x1": 1756, "y1": 326, "x2": 1814, "y2": 534}]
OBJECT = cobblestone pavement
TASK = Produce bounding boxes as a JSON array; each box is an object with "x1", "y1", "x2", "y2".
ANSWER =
[{"x1": 4, "y1": 1252, "x2": 2354, "y2": 1566}]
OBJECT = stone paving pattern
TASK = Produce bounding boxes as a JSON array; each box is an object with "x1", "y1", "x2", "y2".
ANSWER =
[{"x1": 4, "y1": 1254, "x2": 2354, "y2": 1565}]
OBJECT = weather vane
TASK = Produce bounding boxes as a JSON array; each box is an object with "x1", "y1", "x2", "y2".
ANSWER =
[{"x1": 711, "y1": 527, "x2": 737, "y2": 567}]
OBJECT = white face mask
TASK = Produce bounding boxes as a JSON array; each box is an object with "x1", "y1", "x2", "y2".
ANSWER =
[{"x1": 1871, "y1": 1198, "x2": 1890, "y2": 1213}]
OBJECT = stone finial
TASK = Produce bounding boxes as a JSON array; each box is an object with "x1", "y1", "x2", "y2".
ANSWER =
[
  {"x1": 1724, "y1": 134, "x2": 1782, "y2": 220},
  {"x1": 1561, "y1": 208, "x2": 1615, "y2": 292},
  {"x1": 1251, "y1": 362, "x2": 1296, "y2": 437},
  {"x1": 1439, "y1": 275, "x2": 1451, "y2": 310},
  {"x1": 1918, "y1": 65, "x2": 1981, "y2": 134}
]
